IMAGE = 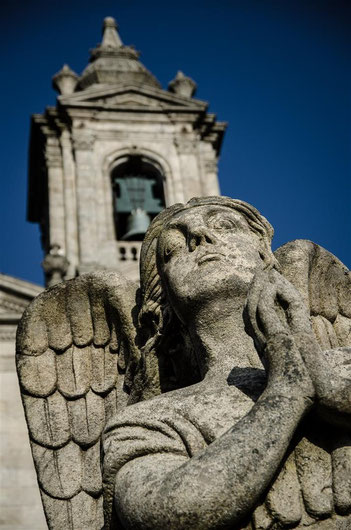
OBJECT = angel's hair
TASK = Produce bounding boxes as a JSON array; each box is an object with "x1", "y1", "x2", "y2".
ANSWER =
[{"x1": 130, "y1": 196, "x2": 276, "y2": 402}]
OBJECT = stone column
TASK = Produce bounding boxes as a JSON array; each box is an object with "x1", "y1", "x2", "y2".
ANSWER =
[
  {"x1": 165, "y1": 144, "x2": 184, "y2": 205},
  {"x1": 60, "y1": 130, "x2": 79, "y2": 278},
  {"x1": 198, "y1": 143, "x2": 220, "y2": 196},
  {"x1": 175, "y1": 137, "x2": 202, "y2": 202},
  {"x1": 72, "y1": 131, "x2": 97, "y2": 270},
  {"x1": 45, "y1": 136, "x2": 66, "y2": 252},
  {"x1": 202, "y1": 158, "x2": 220, "y2": 195}
]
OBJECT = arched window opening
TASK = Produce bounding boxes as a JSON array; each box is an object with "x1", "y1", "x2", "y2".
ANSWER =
[{"x1": 111, "y1": 155, "x2": 165, "y2": 241}]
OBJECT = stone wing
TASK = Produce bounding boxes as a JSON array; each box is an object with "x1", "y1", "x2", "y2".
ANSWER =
[
  {"x1": 16, "y1": 272, "x2": 139, "y2": 530},
  {"x1": 250, "y1": 240, "x2": 351, "y2": 528},
  {"x1": 275, "y1": 239, "x2": 351, "y2": 350}
]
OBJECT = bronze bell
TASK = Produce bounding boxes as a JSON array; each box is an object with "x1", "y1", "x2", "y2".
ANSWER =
[{"x1": 122, "y1": 208, "x2": 151, "y2": 241}]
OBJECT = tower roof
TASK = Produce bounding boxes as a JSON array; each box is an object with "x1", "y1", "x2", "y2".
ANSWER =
[{"x1": 78, "y1": 17, "x2": 161, "y2": 91}]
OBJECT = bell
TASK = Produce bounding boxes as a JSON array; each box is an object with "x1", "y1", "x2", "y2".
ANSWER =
[{"x1": 122, "y1": 208, "x2": 151, "y2": 241}]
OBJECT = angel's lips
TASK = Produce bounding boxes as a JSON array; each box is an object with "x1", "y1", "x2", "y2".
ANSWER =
[{"x1": 197, "y1": 253, "x2": 224, "y2": 266}]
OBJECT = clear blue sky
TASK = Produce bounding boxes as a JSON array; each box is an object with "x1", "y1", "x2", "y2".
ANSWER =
[{"x1": 1, "y1": 0, "x2": 350, "y2": 286}]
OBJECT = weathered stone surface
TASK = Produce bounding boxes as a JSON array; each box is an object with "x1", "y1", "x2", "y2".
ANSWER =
[
  {"x1": 17, "y1": 198, "x2": 351, "y2": 529},
  {"x1": 17, "y1": 349, "x2": 57, "y2": 397},
  {"x1": 265, "y1": 451, "x2": 302, "y2": 525},
  {"x1": 331, "y1": 433, "x2": 351, "y2": 516},
  {"x1": 24, "y1": 392, "x2": 70, "y2": 448},
  {"x1": 68, "y1": 391, "x2": 105, "y2": 446},
  {"x1": 82, "y1": 442, "x2": 103, "y2": 496},
  {"x1": 295, "y1": 436, "x2": 333, "y2": 518},
  {"x1": 91, "y1": 346, "x2": 118, "y2": 394},
  {"x1": 57, "y1": 345, "x2": 92, "y2": 398},
  {"x1": 32, "y1": 441, "x2": 82, "y2": 499},
  {"x1": 70, "y1": 492, "x2": 104, "y2": 530}
]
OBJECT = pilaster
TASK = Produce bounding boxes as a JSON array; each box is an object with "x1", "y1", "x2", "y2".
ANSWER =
[
  {"x1": 198, "y1": 143, "x2": 221, "y2": 196},
  {"x1": 72, "y1": 131, "x2": 97, "y2": 267},
  {"x1": 60, "y1": 130, "x2": 79, "y2": 278},
  {"x1": 45, "y1": 136, "x2": 66, "y2": 252},
  {"x1": 175, "y1": 137, "x2": 202, "y2": 201}
]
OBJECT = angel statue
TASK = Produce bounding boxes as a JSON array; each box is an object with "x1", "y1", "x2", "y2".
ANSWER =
[{"x1": 17, "y1": 196, "x2": 351, "y2": 530}]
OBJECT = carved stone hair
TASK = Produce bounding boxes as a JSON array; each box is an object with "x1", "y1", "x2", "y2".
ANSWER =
[{"x1": 130, "y1": 196, "x2": 275, "y2": 402}]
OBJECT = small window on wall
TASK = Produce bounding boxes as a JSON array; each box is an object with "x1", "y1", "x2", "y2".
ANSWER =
[{"x1": 111, "y1": 155, "x2": 165, "y2": 241}]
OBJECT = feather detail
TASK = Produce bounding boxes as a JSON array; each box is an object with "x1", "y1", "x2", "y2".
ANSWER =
[
  {"x1": 331, "y1": 433, "x2": 351, "y2": 515},
  {"x1": 17, "y1": 349, "x2": 57, "y2": 397},
  {"x1": 57, "y1": 345, "x2": 92, "y2": 398},
  {"x1": 295, "y1": 435, "x2": 333, "y2": 518},
  {"x1": 265, "y1": 451, "x2": 302, "y2": 526}
]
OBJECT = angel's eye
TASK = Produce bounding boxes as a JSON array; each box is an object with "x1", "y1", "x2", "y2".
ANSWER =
[
  {"x1": 162, "y1": 231, "x2": 185, "y2": 262},
  {"x1": 164, "y1": 245, "x2": 175, "y2": 262},
  {"x1": 163, "y1": 245, "x2": 178, "y2": 263},
  {"x1": 208, "y1": 215, "x2": 236, "y2": 230}
]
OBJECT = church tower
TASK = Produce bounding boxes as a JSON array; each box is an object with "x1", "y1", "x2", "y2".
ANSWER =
[{"x1": 28, "y1": 17, "x2": 226, "y2": 283}]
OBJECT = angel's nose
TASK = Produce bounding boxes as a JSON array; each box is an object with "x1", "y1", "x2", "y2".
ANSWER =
[{"x1": 188, "y1": 227, "x2": 216, "y2": 252}]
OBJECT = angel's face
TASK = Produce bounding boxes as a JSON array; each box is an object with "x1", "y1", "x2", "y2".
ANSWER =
[{"x1": 157, "y1": 205, "x2": 264, "y2": 320}]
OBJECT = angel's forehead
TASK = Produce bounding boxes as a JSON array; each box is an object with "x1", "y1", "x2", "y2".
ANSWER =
[{"x1": 163, "y1": 205, "x2": 246, "y2": 230}]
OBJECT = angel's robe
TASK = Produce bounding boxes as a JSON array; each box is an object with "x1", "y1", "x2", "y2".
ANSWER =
[{"x1": 103, "y1": 366, "x2": 351, "y2": 530}]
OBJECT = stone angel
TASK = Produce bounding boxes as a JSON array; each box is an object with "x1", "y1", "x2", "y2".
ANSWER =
[{"x1": 16, "y1": 197, "x2": 351, "y2": 530}]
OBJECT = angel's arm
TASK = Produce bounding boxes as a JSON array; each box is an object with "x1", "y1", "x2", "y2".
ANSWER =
[
  {"x1": 111, "y1": 286, "x2": 314, "y2": 530},
  {"x1": 114, "y1": 392, "x2": 307, "y2": 530}
]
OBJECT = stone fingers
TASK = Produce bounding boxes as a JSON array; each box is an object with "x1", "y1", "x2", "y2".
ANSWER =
[
  {"x1": 246, "y1": 270, "x2": 269, "y2": 351},
  {"x1": 271, "y1": 271, "x2": 311, "y2": 335},
  {"x1": 257, "y1": 280, "x2": 288, "y2": 338}
]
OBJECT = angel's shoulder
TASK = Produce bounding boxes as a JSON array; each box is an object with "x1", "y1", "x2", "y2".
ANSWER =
[
  {"x1": 104, "y1": 386, "x2": 197, "y2": 435},
  {"x1": 102, "y1": 388, "x2": 211, "y2": 479}
]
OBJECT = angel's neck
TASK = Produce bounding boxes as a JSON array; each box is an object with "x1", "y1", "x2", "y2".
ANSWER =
[{"x1": 188, "y1": 296, "x2": 261, "y2": 382}]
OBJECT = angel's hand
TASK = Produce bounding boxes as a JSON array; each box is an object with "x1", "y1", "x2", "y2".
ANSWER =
[
  {"x1": 265, "y1": 273, "x2": 351, "y2": 423},
  {"x1": 247, "y1": 269, "x2": 351, "y2": 422},
  {"x1": 247, "y1": 270, "x2": 315, "y2": 403}
]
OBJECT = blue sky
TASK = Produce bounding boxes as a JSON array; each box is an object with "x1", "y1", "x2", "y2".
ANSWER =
[{"x1": 1, "y1": 0, "x2": 350, "y2": 286}]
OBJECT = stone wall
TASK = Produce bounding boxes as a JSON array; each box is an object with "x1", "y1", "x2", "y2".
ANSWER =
[
  {"x1": 0, "y1": 274, "x2": 45, "y2": 529},
  {"x1": 0, "y1": 340, "x2": 46, "y2": 529}
]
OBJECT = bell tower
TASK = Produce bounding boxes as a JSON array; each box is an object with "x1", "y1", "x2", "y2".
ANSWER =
[{"x1": 28, "y1": 17, "x2": 227, "y2": 283}]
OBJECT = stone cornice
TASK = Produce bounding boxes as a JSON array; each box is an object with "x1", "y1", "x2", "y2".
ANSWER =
[
  {"x1": 0, "y1": 312, "x2": 23, "y2": 324},
  {"x1": 0, "y1": 273, "x2": 43, "y2": 299},
  {"x1": 0, "y1": 328, "x2": 17, "y2": 341},
  {"x1": 58, "y1": 83, "x2": 208, "y2": 110}
]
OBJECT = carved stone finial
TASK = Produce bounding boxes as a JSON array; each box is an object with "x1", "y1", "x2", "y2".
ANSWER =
[
  {"x1": 168, "y1": 71, "x2": 197, "y2": 98},
  {"x1": 101, "y1": 16, "x2": 123, "y2": 48},
  {"x1": 41, "y1": 244, "x2": 69, "y2": 287},
  {"x1": 52, "y1": 64, "x2": 78, "y2": 95},
  {"x1": 78, "y1": 17, "x2": 161, "y2": 90}
]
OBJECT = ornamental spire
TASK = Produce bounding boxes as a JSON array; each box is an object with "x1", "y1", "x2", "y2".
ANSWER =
[
  {"x1": 52, "y1": 64, "x2": 78, "y2": 95},
  {"x1": 100, "y1": 17, "x2": 123, "y2": 49},
  {"x1": 168, "y1": 71, "x2": 197, "y2": 98},
  {"x1": 78, "y1": 17, "x2": 161, "y2": 90}
]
